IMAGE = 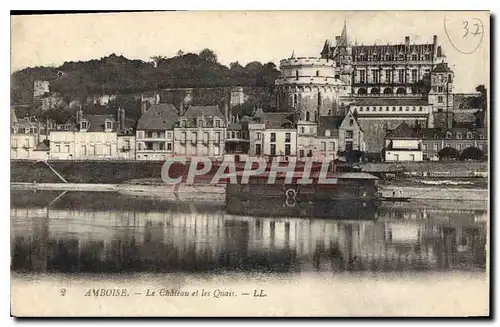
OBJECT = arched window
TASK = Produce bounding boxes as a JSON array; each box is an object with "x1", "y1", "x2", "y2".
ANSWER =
[
  {"x1": 295, "y1": 70, "x2": 299, "y2": 80},
  {"x1": 293, "y1": 94, "x2": 298, "y2": 107},
  {"x1": 306, "y1": 111, "x2": 310, "y2": 121},
  {"x1": 314, "y1": 112, "x2": 318, "y2": 122},
  {"x1": 316, "y1": 70, "x2": 320, "y2": 77},
  {"x1": 318, "y1": 92, "x2": 322, "y2": 107}
]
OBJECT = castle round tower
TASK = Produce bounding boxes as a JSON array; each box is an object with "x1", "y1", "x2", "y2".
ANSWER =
[{"x1": 274, "y1": 55, "x2": 348, "y2": 122}]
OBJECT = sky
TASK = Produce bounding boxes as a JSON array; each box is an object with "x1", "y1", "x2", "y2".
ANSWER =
[{"x1": 11, "y1": 11, "x2": 490, "y2": 93}]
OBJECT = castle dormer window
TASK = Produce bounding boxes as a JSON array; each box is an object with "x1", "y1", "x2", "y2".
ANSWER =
[
  {"x1": 214, "y1": 119, "x2": 220, "y2": 128},
  {"x1": 398, "y1": 52, "x2": 404, "y2": 60},
  {"x1": 385, "y1": 53, "x2": 391, "y2": 61},
  {"x1": 80, "y1": 120, "x2": 89, "y2": 130},
  {"x1": 467, "y1": 132, "x2": 473, "y2": 139},
  {"x1": 446, "y1": 132, "x2": 452, "y2": 139},
  {"x1": 372, "y1": 53, "x2": 378, "y2": 60},
  {"x1": 180, "y1": 118, "x2": 188, "y2": 128},
  {"x1": 411, "y1": 53, "x2": 418, "y2": 61},
  {"x1": 197, "y1": 118, "x2": 204, "y2": 128}
]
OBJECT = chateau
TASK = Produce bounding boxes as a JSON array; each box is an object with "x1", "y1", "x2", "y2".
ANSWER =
[{"x1": 273, "y1": 22, "x2": 462, "y2": 158}]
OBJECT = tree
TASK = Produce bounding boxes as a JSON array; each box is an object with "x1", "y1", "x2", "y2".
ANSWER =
[
  {"x1": 475, "y1": 85, "x2": 487, "y2": 110},
  {"x1": 149, "y1": 55, "x2": 167, "y2": 67},
  {"x1": 340, "y1": 150, "x2": 365, "y2": 164},
  {"x1": 176, "y1": 49, "x2": 184, "y2": 57},
  {"x1": 460, "y1": 147, "x2": 485, "y2": 161},
  {"x1": 199, "y1": 48, "x2": 218, "y2": 64},
  {"x1": 438, "y1": 147, "x2": 459, "y2": 160}
]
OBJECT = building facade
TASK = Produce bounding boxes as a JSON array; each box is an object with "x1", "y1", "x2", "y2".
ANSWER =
[
  {"x1": 173, "y1": 105, "x2": 226, "y2": 158},
  {"x1": 384, "y1": 122, "x2": 423, "y2": 162},
  {"x1": 422, "y1": 128, "x2": 487, "y2": 160},
  {"x1": 50, "y1": 114, "x2": 119, "y2": 161},
  {"x1": 248, "y1": 111, "x2": 297, "y2": 159},
  {"x1": 136, "y1": 103, "x2": 179, "y2": 160},
  {"x1": 352, "y1": 98, "x2": 433, "y2": 154},
  {"x1": 314, "y1": 117, "x2": 339, "y2": 161},
  {"x1": 225, "y1": 116, "x2": 250, "y2": 159},
  {"x1": 117, "y1": 134, "x2": 136, "y2": 160}
]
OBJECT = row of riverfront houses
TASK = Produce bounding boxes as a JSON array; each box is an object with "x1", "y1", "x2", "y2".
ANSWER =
[{"x1": 11, "y1": 102, "x2": 487, "y2": 163}]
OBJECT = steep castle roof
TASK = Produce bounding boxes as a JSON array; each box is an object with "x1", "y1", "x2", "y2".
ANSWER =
[{"x1": 432, "y1": 62, "x2": 452, "y2": 73}]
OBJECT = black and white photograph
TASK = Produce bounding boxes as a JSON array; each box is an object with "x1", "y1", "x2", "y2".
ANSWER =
[{"x1": 9, "y1": 10, "x2": 490, "y2": 317}]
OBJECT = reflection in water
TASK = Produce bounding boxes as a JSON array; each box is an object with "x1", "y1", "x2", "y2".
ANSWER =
[{"x1": 11, "y1": 191, "x2": 487, "y2": 274}]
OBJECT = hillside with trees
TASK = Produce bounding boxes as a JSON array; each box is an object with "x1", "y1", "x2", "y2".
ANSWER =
[{"x1": 11, "y1": 49, "x2": 281, "y2": 107}]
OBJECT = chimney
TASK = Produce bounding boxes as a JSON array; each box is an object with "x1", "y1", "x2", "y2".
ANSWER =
[
  {"x1": 405, "y1": 36, "x2": 410, "y2": 47},
  {"x1": 37, "y1": 119, "x2": 41, "y2": 144},
  {"x1": 117, "y1": 107, "x2": 125, "y2": 130},
  {"x1": 433, "y1": 35, "x2": 438, "y2": 57},
  {"x1": 437, "y1": 45, "x2": 443, "y2": 58},
  {"x1": 141, "y1": 101, "x2": 148, "y2": 115},
  {"x1": 224, "y1": 103, "x2": 229, "y2": 121},
  {"x1": 76, "y1": 107, "x2": 83, "y2": 125},
  {"x1": 45, "y1": 117, "x2": 49, "y2": 140},
  {"x1": 179, "y1": 102, "x2": 185, "y2": 117},
  {"x1": 120, "y1": 107, "x2": 125, "y2": 131}
]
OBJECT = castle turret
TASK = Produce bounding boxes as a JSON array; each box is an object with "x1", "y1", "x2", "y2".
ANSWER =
[{"x1": 275, "y1": 55, "x2": 347, "y2": 118}]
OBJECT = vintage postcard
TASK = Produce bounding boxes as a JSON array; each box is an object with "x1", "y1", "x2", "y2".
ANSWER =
[{"x1": 10, "y1": 10, "x2": 490, "y2": 317}]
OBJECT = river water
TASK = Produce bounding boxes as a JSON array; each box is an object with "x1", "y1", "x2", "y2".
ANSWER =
[{"x1": 10, "y1": 190, "x2": 489, "y2": 316}]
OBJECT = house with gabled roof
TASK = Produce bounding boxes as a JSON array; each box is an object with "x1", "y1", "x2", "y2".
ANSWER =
[
  {"x1": 136, "y1": 103, "x2": 179, "y2": 160},
  {"x1": 49, "y1": 106, "x2": 128, "y2": 160},
  {"x1": 173, "y1": 105, "x2": 226, "y2": 158},
  {"x1": 384, "y1": 122, "x2": 423, "y2": 162}
]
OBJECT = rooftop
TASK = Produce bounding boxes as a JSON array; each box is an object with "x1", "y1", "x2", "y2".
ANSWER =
[
  {"x1": 137, "y1": 103, "x2": 179, "y2": 130},
  {"x1": 263, "y1": 113, "x2": 295, "y2": 129},
  {"x1": 353, "y1": 98, "x2": 430, "y2": 107},
  {"x1": 432, "y1": 62, "x2": 452, "y2": 73},
  {"x1": 184, "y1": 105, "x2": 224, "y2": 120},
  {"x1": 386, "y1": 122, "x2": 421, "y2": 139},
  {"x1": 317, "y1": 116, "x2": 343, "y2": 137}
]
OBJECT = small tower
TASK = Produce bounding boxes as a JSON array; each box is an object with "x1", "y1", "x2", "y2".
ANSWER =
[{"x1": 428, "y1": 62, "x2": 454, "y2": 128}]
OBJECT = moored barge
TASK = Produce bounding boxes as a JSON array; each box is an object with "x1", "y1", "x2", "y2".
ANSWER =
[{"x1": 225, "y1": 169, "x2": 379, "y2": 220}]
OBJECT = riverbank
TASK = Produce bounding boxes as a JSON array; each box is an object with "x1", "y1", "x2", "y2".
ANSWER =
[
  {"x1": 11, "y1": 160, "x2": 489, "y2": 184},
  {"x1": 11, "y1": 181, "x2": 488, "y2": 202}
]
